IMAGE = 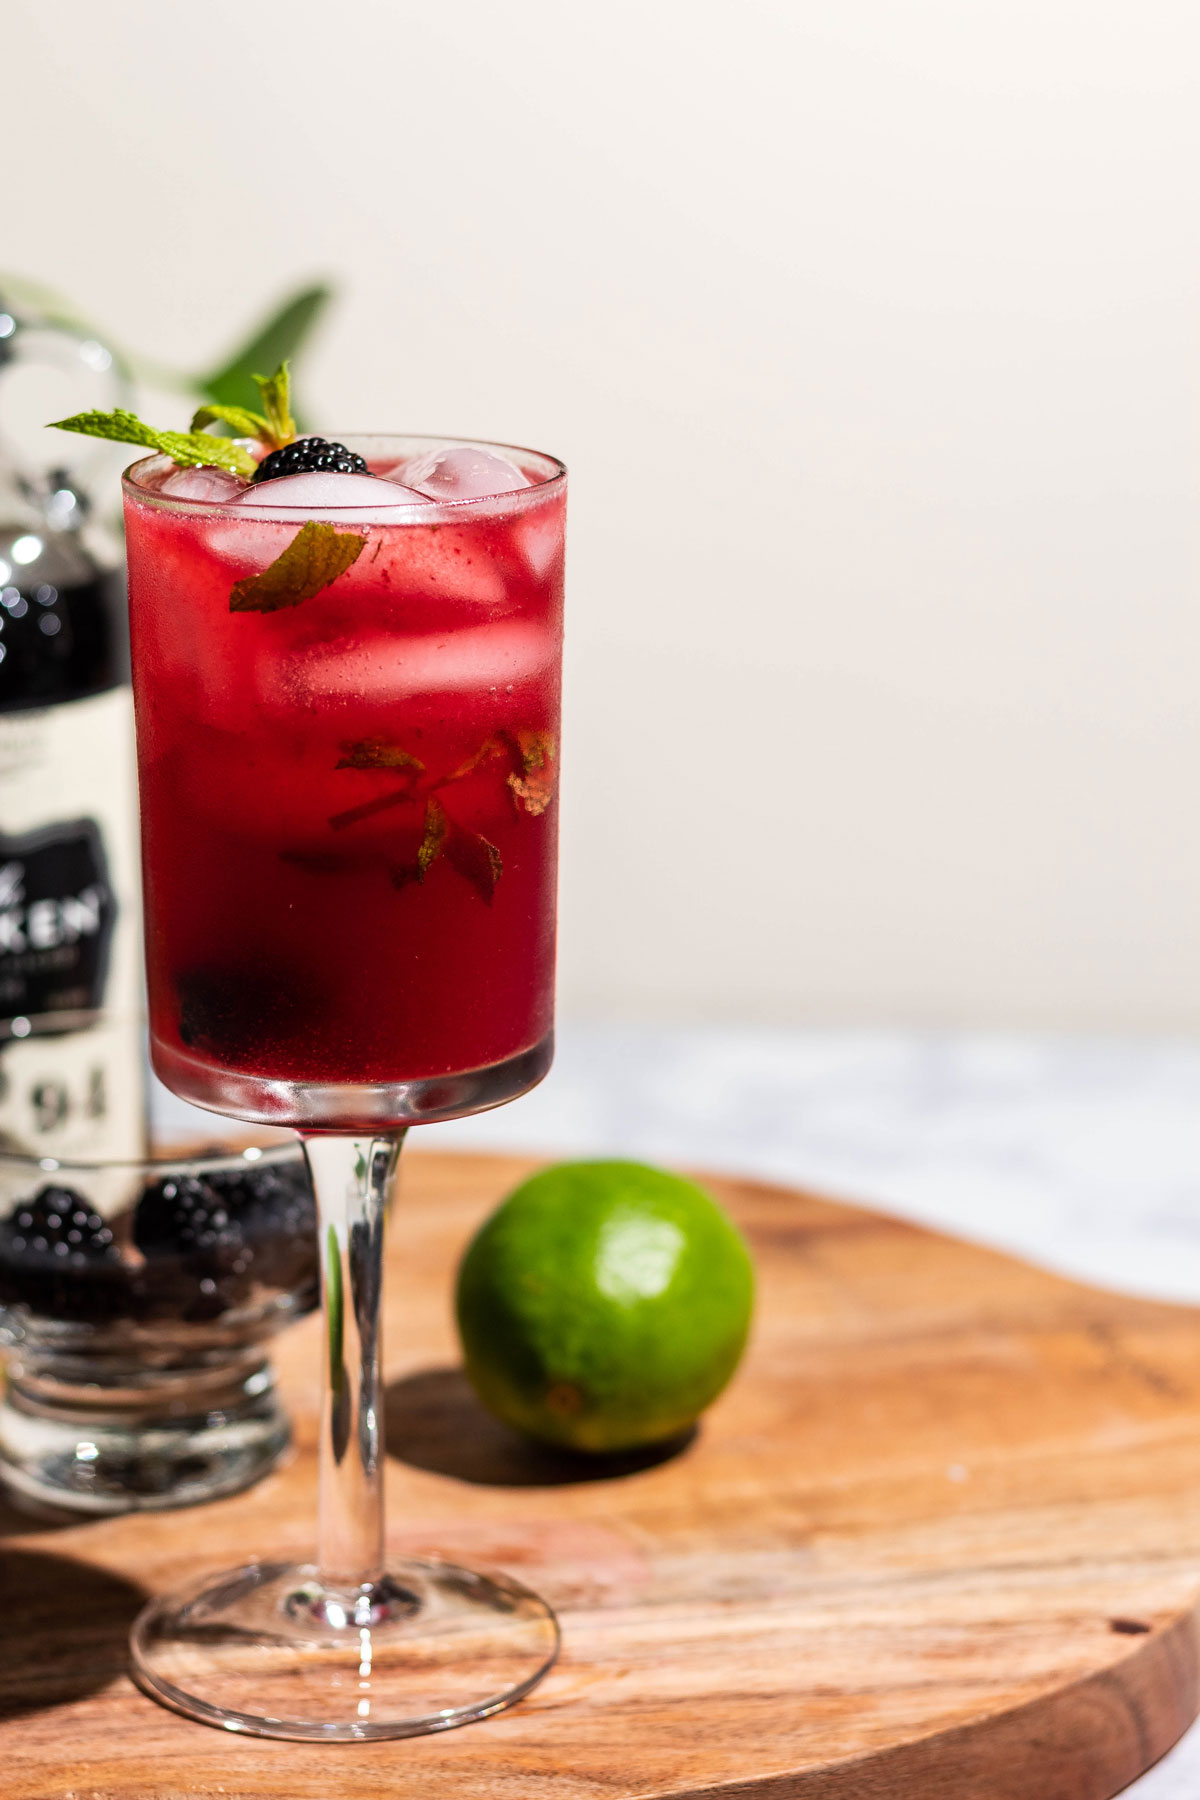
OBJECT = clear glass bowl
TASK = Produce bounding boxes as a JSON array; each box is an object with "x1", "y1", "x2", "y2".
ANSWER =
[{"x1": 0, "y1": 1142, "x2": 317, "y2": 1514}]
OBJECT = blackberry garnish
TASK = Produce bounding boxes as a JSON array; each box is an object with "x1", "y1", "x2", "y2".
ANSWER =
[{"x1": 252, "y1": 437, "x2": 368, "y2": 484}]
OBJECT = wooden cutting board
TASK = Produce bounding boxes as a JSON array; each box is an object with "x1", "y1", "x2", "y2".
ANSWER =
[{"x1": 4, "y1": 1150, "x2": 1200, "y2": 1800}]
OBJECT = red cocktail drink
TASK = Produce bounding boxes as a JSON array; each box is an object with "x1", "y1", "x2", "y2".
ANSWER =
[
  {"x1": 113, "y1": 425, "x2": 566, "y2": 1741},
  {"x1": 123, "y1": 438, "x2": 564, "y2": 1126}
]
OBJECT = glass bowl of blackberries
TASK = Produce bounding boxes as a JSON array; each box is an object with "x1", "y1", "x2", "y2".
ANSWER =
[{"x1": 0, "y1": 1142, "x2": 317, "y2": 1515}]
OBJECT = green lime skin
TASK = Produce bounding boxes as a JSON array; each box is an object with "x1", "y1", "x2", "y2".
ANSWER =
[{"x1": 455, "y1": 1160, "x2": 755, "y2": 1454}]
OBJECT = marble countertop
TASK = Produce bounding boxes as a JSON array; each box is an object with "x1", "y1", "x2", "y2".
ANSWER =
[{"x1": 152, "y1": 1024, "x2": 1200, "y2": 1796}]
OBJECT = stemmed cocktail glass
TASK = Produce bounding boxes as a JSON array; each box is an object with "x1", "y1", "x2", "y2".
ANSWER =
[{"x1": 120, "y1": 436, "x2": 565, "y2": 1739}]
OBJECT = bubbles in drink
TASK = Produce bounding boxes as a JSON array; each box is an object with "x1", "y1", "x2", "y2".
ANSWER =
[{"x1": 402, "y1": 446, "x2": 531, "y2": 502}]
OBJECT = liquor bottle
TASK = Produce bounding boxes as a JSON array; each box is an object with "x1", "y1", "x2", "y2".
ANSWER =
[{"x1": 0, "y1": 301, "x2": 145, "y2": 1158}]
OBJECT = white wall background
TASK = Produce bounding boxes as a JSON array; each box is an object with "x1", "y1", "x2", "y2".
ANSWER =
[{"x1": 7, "y1": 0, "x2": 1200, "y2": 1029}]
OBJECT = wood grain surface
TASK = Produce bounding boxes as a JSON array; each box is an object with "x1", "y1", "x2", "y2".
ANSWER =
[{"x1": 3, "y1": 1149, "x2": 1200, "y2": 1799}]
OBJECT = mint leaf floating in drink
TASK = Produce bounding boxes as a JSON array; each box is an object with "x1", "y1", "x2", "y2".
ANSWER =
[
  {"x1": 418, "y1": 798, "x2": 449, "y2": 878},
  {"x1": 47, "y1": 408, "x2": 259, "y2": 479},
  {"x1": 388, "y1": 800, "x2": 502, "y2": 902},
  {"x1": 445, "y1": 822, "x2": 503, "y2": 902},
  {"x1": 391, "y1": 799, "x2": 449, "y2": 890},
  {"x1": 507, "y1": 730, "x2": 557, "y2": 816},
  {"x1": 229, "y1": 519, "x2": 366, "y2": 614},
  {"x1": 328, "y1": 727, "x2": 548, "y2": 899},
  {"x1": 335, "y1": 740, "x2": 425, "y2": 773}
]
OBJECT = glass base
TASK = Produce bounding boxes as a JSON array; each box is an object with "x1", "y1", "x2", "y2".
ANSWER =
[
  {"x1": 0, "y1": 1354, "x2": 289, "y2": 1516},
  {"x1": 130, "y1": 1556, "x2": 560, "y2": 1740},
  {"x1": 151, "y1": 1031, "x2": 555, "y2": 1129}
]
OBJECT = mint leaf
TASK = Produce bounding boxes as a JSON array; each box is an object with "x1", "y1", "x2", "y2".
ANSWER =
[
  {"x1": 252, "y1": 362, "x2": 296, "y2": 447},
  {"x1": 335, "y1": 740, "x2": 425, "y2": 773},
  {"x1": 230, "y1": 519, "x2": 366, "y2": 614},
  {"x1": 507, "y1": 730, "x2": 557, "y2": 816},
  {"x1": 190, "y1": 401, "x2": 271, "y2": 439},
  {"x1": 391, "y1": 798, "x2": 448, "y2": 889},
  {"x1": 419, "y1": 797, "x2": 448, "y2": 877},
  {"x1": 446, "y1": 821, "x2": 502, "y2": 901},
  {"x1": 48, "y1": 409, "x2": 257, "y2": 478}
]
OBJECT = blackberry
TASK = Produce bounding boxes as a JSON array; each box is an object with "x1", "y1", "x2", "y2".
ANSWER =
[
  {"x1": 134, "y1": 1174, "x2": 240, "y2": 1259},
  {"x1": 251, "y1": 437, "x2": 368, "y2": 484},
  {"x1": 134, "y1": 1174, "x2": 251, "y2": 1320},
  {"x1": 6, "y1": 1186, "x2": 117, "y2": 1262},
  {"x1": 0, "y1": 1185, "x2": 127, "y2": 1323},
  {"x1": 134, "y1": 1159, "x2": 317, "y2": 1320},
  {"x1": 209, "y1": 1160, "x2": 318, "y2": 1296}
]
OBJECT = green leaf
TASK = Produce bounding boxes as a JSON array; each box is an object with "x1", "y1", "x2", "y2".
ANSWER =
[
  {"x1": 324, "y1": 1223, "x2": 351, "y2": 1461},
  {"x1": 199, "y1": 284, "x2": 332, "y2": 423},
  {"x1": 335, "y1": 740, "x2": 425, "y2": 773},
  {"x1": 190, "y1": 401, "x2": 271, "y2": 439},
  {"x1": 326, "y1": 1223, "x2": 343, "y2": 1377},
  {"x1": 418, "y1": 797, "x2": 448, "y2": 877},
  {"x1": 391, "y1": 798, "x2": 449, "y2": 889},
  {"x1": 252, "y1": 362, "x2": 296, "y2": 448},
  {"x1": 230, "y1": 519, "x2": 366, "y2": 614},
  {"x1": 48, "y1": 409, "x2": 257, "y2": 478}
]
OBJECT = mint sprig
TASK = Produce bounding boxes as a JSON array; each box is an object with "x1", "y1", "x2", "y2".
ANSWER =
[
  {"x1": 48, "y1": 360, "x2": 300, "y2": 477},
  {"x1": 189, "y1": 362, "x2": 296, "y2": 448},
  {"x1": 48, "y1": 409, "x2": 258, "y2": 479}
]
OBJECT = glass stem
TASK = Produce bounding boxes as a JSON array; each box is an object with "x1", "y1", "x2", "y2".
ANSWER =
[{"x1": 301, "y1": 1130, "x2": 405, "y2": 1593}]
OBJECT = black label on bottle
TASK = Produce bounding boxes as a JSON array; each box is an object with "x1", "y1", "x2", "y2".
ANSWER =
[{"x1": 0, "y1": 819, "x2": 116, "y2": 1034}]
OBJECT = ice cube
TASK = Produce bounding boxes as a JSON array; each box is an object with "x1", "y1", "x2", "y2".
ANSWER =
[
  {"x1": 513, "y1": 496, "x2": 565, "y2": 580},
  {"x1": 158, "y1": 466, "x2": 247, "y2": 503},
  {"x1": 402, "y1": 446, "x2": 532, "y2": 502},
  {"x1": 274, "y1": 619, "x2": 555, "y2": 712},
  {"x1": 359, "y1": 520, "x2": 510, "y2": 608},
  {"x1": 230, "y1": 471, "x2": 429, "y2": 520}
]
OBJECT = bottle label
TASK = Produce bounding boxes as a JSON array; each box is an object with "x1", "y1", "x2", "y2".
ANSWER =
[
  {"x1": 0, "y1": 687, "x2": 145, "y2": 1159},
  {"x1": 0, "y1": 818, "x2": 117, "y2": 1033}
]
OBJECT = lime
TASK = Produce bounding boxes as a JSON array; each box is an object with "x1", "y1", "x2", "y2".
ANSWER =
[{"x1": 455, "y1": 1160, "x2": 755, "y2": 1453}]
